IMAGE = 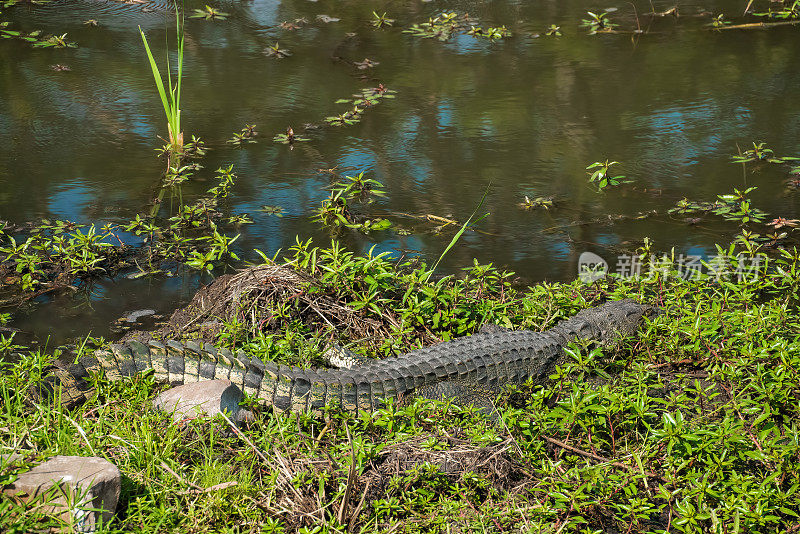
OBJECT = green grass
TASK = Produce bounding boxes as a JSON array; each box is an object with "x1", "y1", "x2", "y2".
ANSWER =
[
  {"x1": 1, "y1": 242, "x2": 800, "y2": 532},
  {"x1": 139, "y1": 5, "x2": 184, "y2": 155}
]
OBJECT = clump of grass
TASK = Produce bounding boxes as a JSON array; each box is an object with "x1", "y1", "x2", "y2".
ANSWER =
[{"x1": 139, "y1": 8, "x2": 185, "y2": 156}]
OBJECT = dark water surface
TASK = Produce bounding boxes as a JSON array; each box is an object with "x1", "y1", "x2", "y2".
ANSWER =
[{"x1": 1, "y1": 0, "x2": 799, "y2": 343}]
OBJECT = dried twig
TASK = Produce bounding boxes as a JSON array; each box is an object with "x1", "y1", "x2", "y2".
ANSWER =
[
  {"x1": 541, "y1": 435, "x2": 661, "y2": 478},
  {"x1": 159, "y1": 460, "x2": 203, "y2": 491},
  {"x1": 337, "y1": 425, "x2": 357, "y2": 525}
]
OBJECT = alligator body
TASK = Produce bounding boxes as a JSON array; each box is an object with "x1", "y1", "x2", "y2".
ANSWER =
[{"x1": 40, "y1": 299, "x2": 651, "y2": 414}]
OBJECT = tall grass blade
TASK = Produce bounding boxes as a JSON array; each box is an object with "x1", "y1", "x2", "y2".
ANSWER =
[
  {"x1": 138, "y1": 4, "x2": 184, "y2": 152},
  {"x1": 139, "y1": 29, "x2": 172, "y2": 124},
  {"x1": 428, "y1": 182, "x2": 491, "y2": 276}
]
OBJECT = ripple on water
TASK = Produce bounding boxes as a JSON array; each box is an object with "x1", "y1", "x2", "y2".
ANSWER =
[{"x1": 85, "y1": 0, "x2": 176, "y2": 21}]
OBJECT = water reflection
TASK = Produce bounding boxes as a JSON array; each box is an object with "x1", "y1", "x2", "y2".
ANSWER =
[{"x1": 0, "y1": 0, "x2": 799, "y2": 342}]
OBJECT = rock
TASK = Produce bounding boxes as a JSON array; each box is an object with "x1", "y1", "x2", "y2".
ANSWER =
[
  {"x1": 124, "y1": 309, "x2": 156, "y2": 323},
  {"x1": 153, "y1": 380, "x2": 253, "y2": 424},
  {"x1": 2, "y1": 455, "x2": 121, "y2": 532}
]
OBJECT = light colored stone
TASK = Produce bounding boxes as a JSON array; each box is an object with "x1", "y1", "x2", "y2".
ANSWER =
[
  {"x1": 153, "y1": 379, "x2": 253, "y2": 423},
  {"x1": 3, "y1": 455, "x2": 121, "y2": 532}
]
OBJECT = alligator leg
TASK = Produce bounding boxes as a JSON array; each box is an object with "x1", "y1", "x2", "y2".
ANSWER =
[
  {"x1": 477, "y1": 323, "x2": 512, "y2": 335},
  {"x1": 322, "y1": 343, "x2": 372, "y2": 369}
]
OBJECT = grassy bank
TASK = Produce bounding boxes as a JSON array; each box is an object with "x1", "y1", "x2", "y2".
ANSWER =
[{"x1": 2, "y1": 242, "x2": 800, "y2": 533}]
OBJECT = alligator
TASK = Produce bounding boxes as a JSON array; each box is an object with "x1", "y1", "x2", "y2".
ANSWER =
[{"x1": 36, "y1": 299, "x2": 653, "y2": 414}]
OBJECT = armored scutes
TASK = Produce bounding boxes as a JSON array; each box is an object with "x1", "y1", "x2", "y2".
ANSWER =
[{"x1": 37, "y1": 299, "x2": 652, "y2": 414}]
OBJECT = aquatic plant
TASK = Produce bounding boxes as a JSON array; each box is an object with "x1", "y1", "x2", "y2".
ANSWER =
[
  {"x1": 39, "y1": 33, "x2": 76, "y2": 48},
  {"x1": 353, "y1": 58, "x2": 379, "y2": 69},
  {"x1": 273, "y1": 127, "x2": 309, "y2": 144},
  {"x1": 581, "y1": 11, "x2": 617, "y2": 34},
  {"x1": 545, "y1": 24, "x2": 562, "y2": 36},
  {"x1": 139, "y1": 9, "x2": 185, "y2": 155},
  {"x1": 586, "y1": 160, "x2": 631, "y2": 191},
  {"x1": 404, "y1": 12, "x2": 511, "y2": 42},
  {"x1": 517, "y1": 195, "x2": 555, "y2": 210},
  {"x1": 313, "y1": 174, "x2": 391, "y2": 233},
  {"x1": 264, "y1": 41, "x2": 291, "y2": 58},
  {"x1": 189, "y1": 5, "x2": 228, "y2": 21},
  {"x1": 227, "y1": 124, "x2": 258, "y2": 146},
  {"x1": 405, "y1": 12, "x2": 465, "y2": 41},
  {"x1": 332, "y1": 172, "x2": 387, "y2": 202},
  {"x1": 0, "y1": 20, "x2": 76, "y2": 48},
  {"x1": 162, "y1": 163, "x2": 199, "y2": 187},
  {"x1": 731, "y1": 142, "x2": 800, "y2": 164},
  {"x1": 227, "y1": 214, "x2": 252, "y2": 226},
  {"x1": 751, "y1": 0, "x2": 800, "y2": 19},
  {"x1": 258, "y1": 205, "x2": 284, "y2": 217},
  {"x1": 325, "y1": 85, "x2": 396, "y2": 127},
  {"x1": 669, "y1": 187, "x2": 769, "y2": 226},
  {"x1": 467, "y1": 25, "x2": 512, "y2": 40},
  {"x1": 708, "y1": 14, "x2": 731, "y2": 27},
  {"x1": 768, "y1": 217, "x2": 800, "y2": 229},
  {"x1": 279, "y1": 19, "x2": 306, "y2": 30},
  {"x1": 371, "y1": 11, "x2": 394, "y2": 29},
  {"x1": 182, "y1": 135, "x2": 208, "y2": 158}
]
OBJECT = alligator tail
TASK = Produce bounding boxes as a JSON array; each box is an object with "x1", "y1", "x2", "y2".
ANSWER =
[{"x1": 34, "y1": 340, "x2": 421, "y2": 414}]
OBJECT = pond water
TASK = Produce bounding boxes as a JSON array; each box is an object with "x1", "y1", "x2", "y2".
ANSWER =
[{"x1": 1, "y1": 0, "x2": 799, "y2": 344}]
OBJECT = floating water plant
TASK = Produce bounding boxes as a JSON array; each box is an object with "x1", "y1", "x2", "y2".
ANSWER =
[
  {"x1": 581, "y1": 11, "x2": 617, "y2": 34},
  {"x1": 139, "y1": 9, "x2": 185, "y2": 156},
  {"x1": 669, "y1": 187, "x2": 769, "y2": 225},
  {"x1": 227, "y1": 124, "x2": 258, "y2": 146},
  {"x1": 162, "y1": 163, "x2": 200, "y2": 187},
  {"x1": 371, "y1": 11, "x2": 394, "y2": 28},
  {"x1": 227, "y1": 214, "x2": 252, "y2": 225},
  {"x1": 324, "y1": 85, "x2": 396, "y2": 127},
  {"x1": 545, "y1": 24, "x2": 562, "y2": 36},
  {"x1": 353, "y1": 58, "x2": 379, "y2": 69},
  {"x1": 182, "y1": 135, "x2": 207, "y2": 158},
  {"x1": 258, "y1": 205, "x2": 284, "y2": 217},
  {"x1": 279, "y1": 19, "x2": 306, "y2": 30},
  {"x1": 586, "y1": 160, "x2": 631, "y2": 191},
  {"x1": 405, "y1": 12, "x2": 470, "y2": 41},
  {"x1": 332, "y1": 171, "x2": 387, "y2": 202},
  {"x1": 336, "y1": 84, "x2": 396, "y2": 106},
  {"x1": 38, "y1": 33, "x2": 76, "y2": 48},
  {"x1": 0, "y1": 20, "x2": 77, "y2": 48},
  {"x1": 708, "y1": 14, "x2": 731, "y2": 27},
  {"x1": 731, "y1": 142, "x2": 800, "y2": 164},
  {"x1": 189, "y1": 5, "x2": 228, "y2": 20},
  {"x1": 466, "y1": 25, "x2": 511, "y2": 40},
  {"x1": 325, "y1": 107, "x2": 364, "y2": 126},
  {"x1": 751, "y1": 0, "x2": 800, "y2": 19},
  {"x1": 405, "y1": 12, "x2": 511, "y2": 41},
  {"x1": 767, "y1": 217, "x2": 800, "y2": 229},
  {"x1": 517, "y1": 195, "x2": 555, "y2": 210},
  {"x1": 313, "y1": 173, "x2": 391, "y2": 233},
  {"x1": 273, "y1": 127, "x2": 309, "y2": 144},
  {"x1": 264, "y1": 41, "x2": 291, "y2": 58}
]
